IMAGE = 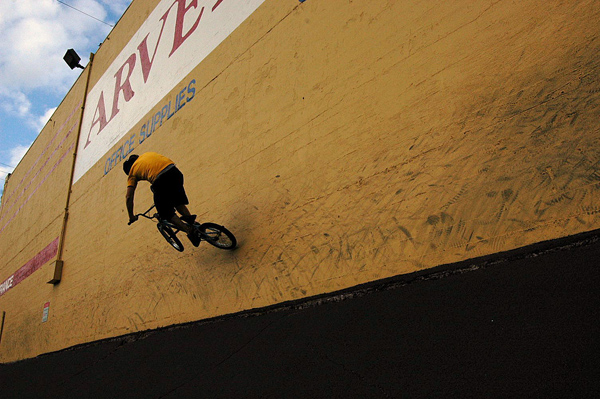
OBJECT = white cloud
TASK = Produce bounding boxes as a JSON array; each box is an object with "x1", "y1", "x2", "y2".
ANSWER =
[
  {"x1": 0, "y1": 165, "x2": 12, "y2": 195},
  {"x1": 0, "y1": 89, "x2": 32, "y2": 117},
  {"x1": 0, "y1": 0, "x2": 134, "y2": 196},
  {"x1": 101, "y1": 0, "x2": 131, "y2": 20},
  {"x1": 0, "y1": 164, "x2": 12, "y2": 186},
  {"x1": 0, "y1": 0, "x2": 131, "y2": 174},
  {"x1": 0, "y1": 0, "x2": 112, "y2": 94},
  {"x1": 36, "y1": 107, "x2": 57, "y2": 131},
  {"x1": 1, "y1": 143, "x2": 31, "y2": 195},
  {"x1": 9, "y1": 144, "x2": 31, "y2": 167}
]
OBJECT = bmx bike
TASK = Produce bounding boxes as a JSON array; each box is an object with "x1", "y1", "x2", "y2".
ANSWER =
[{"x1": 130, "y1": 205, "x2": 237, "y2": 252}]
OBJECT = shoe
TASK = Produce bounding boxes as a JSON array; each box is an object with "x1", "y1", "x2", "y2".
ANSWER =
[
  {"x1": 187, "y1": 231, "x2": 201, "y2": 247},
  {"x1": 182, "y1": 214, "x2": 197, "y2": 224}
]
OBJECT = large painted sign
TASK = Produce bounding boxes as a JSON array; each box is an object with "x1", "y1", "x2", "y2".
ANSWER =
[{"x1": 73, "y1": 0, "x2": 267, "y2": 183}]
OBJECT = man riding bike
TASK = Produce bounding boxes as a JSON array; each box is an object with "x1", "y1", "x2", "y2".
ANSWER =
[{"x1": 124, "y1": 152, "x2": 200, "y2": 246}]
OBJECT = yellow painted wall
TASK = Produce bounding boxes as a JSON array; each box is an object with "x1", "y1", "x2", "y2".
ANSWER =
[
  {"x1": 2, "y1": 0, "x2": 600, "y2": 362},
  {"x1": 0, "y1": 67, "x2": 88, "y2": 359}
]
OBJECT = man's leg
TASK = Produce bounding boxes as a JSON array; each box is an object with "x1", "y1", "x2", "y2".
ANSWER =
[
  {"x1": 176, "y1": 205, "x2": 191, "y2": 217},
  {"x1": 170, "y1": 215, "x2": 192, "y2": 234},
  {"x1": 161, "y1": 168, "x2": 199, "y2": 245},
  {"x1": 171, "y1": 214, "x2": 200, "y2": 247},
  {"x1": 176, "y1": 204, "x2": 197, "y2": 224}
]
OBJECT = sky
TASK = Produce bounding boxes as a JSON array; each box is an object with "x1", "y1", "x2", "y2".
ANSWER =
[{"x1": 0, "y1": 0, "x2": 133, "y2": 197}]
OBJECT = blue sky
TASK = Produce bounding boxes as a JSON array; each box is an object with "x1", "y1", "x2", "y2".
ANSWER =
[{"x1": 0, "y1": 0, "x2": 133, "y2": 197}]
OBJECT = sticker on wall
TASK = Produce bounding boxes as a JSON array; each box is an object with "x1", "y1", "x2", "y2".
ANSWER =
[
  {"x1": 73, "y1": 0, "x2": 268, "y2": 183},
  {"x1": 42, "y1": 302, "x2": 50, "y2": 323}
]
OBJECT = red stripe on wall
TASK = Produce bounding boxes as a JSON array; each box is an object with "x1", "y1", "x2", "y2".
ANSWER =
[{"x1": 0, "y1": 238, "x2": 59, "y2": 298}]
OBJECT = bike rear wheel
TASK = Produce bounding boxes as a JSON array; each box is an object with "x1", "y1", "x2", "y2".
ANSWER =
[
  {"x1": 199, "y1": 223, "x2": 237, "y2": 250},
  {"x1": 157, "y1": 222, "x2": 184, "y2": 252}
]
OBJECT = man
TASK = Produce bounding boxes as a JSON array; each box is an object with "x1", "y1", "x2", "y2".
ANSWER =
[{"x1": 124, "y1": 152, "x2": 200, "y2": 246}]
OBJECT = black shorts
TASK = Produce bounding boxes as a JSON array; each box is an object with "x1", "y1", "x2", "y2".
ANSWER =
[{"x1": 151, "y1": 166, "x2": 189, "y2": 220}]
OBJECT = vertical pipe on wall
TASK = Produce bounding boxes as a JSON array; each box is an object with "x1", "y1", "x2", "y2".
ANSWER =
[
  {"x1": 0, "y1": 311, "x2": 5, "y2": 344},
  {"x1": 48, "y1": 53, "x2": 96, "y2": 285}
]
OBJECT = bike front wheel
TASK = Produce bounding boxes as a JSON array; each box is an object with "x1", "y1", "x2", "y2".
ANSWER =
[
  {"x1": 199, "y1": 223, "x2": 237, "y2": 250},
  {"x1": 157, "y1": 222, "x2": 184, "y2": 252}
]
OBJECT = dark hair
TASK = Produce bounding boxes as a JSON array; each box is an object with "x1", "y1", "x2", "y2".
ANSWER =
[{"x1": 123, "y1": 154, "x2": 139, "y2": 175}]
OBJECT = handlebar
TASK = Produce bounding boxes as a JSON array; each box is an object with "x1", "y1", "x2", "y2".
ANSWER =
[{"x1": 128, "y1": 205, "x2": 157, "y2": 225}]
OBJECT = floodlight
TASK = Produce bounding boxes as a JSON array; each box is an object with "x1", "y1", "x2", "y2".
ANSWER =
[{"x1": 63, "y1": 49, "x2": 84, "y2": 69}]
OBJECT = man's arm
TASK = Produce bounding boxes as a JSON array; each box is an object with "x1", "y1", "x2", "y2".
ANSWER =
[{"x1": 126, "y1": 186, "x2": 138, "y2": 224}]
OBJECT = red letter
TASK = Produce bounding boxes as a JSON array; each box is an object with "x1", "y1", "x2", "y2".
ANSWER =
[
  {"x1": 169, "y1": 0, "x2": 204, "y2": 57},
  {"x1": 137, "y1": 16, "x2": 169, "y2": 83},
  {"x1": 212, "y1": 0, "x2": 223, "y2": 12},
  {"x1": 84, "y1": 91, "x2": 109, "y2": 149},
  {"x1": 111, "y1": 54, "x2": 137, "y2": 120}
]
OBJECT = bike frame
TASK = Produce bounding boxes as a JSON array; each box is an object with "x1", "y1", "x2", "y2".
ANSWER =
[
  {"x1": 136, "y1": 205, "x2": 211, "y2": 241},
  {"x1": 132, "y1": 204, "x2": 237, "y2": 251},
  {"x1": 136, "y1": 204, "x2": 159, "y2": 221},
  {"x1": 137, "y1": 205, "x2": 185, "y2": 233}
]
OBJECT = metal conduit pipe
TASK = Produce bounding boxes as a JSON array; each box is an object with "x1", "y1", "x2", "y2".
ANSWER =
[{"x1": 48, "y1": 53, "x2": 95, "y2": 285}]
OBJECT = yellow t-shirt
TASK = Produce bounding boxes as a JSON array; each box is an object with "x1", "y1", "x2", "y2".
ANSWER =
[{"x1": 127, "y1": 152, "x2": 174, "y2": 188}]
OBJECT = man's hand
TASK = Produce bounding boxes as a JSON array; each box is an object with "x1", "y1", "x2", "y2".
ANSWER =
[{"x1": 126, "y1": 186, "x2": 137, "y2": 225}]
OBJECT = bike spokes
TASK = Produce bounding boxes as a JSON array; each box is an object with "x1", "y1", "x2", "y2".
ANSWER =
[
  {"x1": 199, "y1": 223, "x2": 237, "y2": 249},
  {"x1": 157, "y1": 223, "x2": 184, "y2": 252}
]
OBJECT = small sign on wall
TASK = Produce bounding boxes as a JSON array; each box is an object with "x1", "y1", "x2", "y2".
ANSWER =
[{"x1": 42, "y1": 302, "x2": 50, "y2": 323}]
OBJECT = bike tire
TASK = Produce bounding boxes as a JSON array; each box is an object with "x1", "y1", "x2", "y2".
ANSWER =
[
  {"x1": 157, "y1": 222, "x2": 184, "y2": 252},
  {"x1": 199, "y1": 223, "x2": 237, "y2": 250}
]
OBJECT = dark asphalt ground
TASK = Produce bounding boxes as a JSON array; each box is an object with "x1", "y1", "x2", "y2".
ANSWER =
[{"x1": 1, "y1": 231, "x2": 599, "y2": 398}]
